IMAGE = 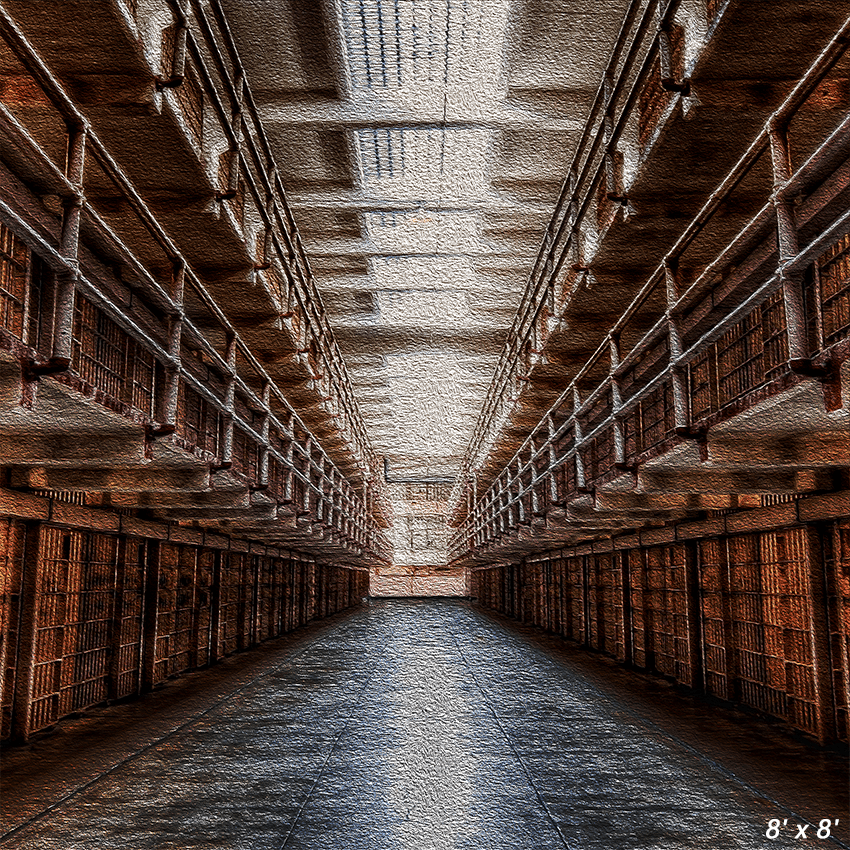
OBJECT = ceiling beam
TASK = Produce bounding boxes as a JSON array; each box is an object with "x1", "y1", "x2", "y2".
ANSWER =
[{"x1": 259, "y1": 101, "x2": 585, "y2": 133}]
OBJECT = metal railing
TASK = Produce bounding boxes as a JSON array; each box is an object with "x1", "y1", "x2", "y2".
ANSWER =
[
  {"x1": 0, "y1": 4, "x2": 390, "y2": 562},
  {"x1": 450, "y1": 18, "x2": 850, "y2": 562},
  {"x1": 76, "y1": 0, "x2": 383, "y2": 505},
  {"x1": 179, "y1": 0, "x2": 380, "y2": 476},
  {"x1": 449, "y1": 0, "x2": 730, "y2": 512}
]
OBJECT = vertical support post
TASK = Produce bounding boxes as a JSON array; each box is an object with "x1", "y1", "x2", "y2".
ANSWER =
[
  {"x1": 301, "y1": 436, "x2": 313, "y2": 517},
  {"x1": 236, "y1": 553, "x2": 248, "y2": 650},
  {"x1": 156, "y1": 0, "x2": 188, "y2": 89},
  {"x1": 620, "y1": 548, "x2": 634, "y2": 667},
  {"x1": 514, "y1": 459, "x2": 525, "y2": 526},
  {"x1": 769, "y1": 124, "x2": 819, "y2": 375},
  {"x1": 284, "y1": 416, "x2": 295, "y2": 504},
  {"x1": 219, "y1": 333, "x2": 237, "y2": 469},
  {"x1": 248, "y1": 554, "x2": 262, "y2": 646},
  {"x1": 257, "y1": 380, "x2": 271, "y2": 489},
  {"x1": 11, "y1": 521, "x2": 42, "y2": 742},
  {"x1": 107, "y1": 535, "x2": 128, "y2": 702},
  {"x1": 51, "y1": 124, "x2": 87, "y2": 367},
  {"x1": 157, "y1": 260, "x2": 184, "y2": 433},
  {"x1": 684, "y1": 539, "x2": 705, "y2": 694},
  {"x1": 140, "y1": 539, "x2": 161, "y2": 694},
  {"x1": 573, "y1": 386, "x2": 588, "y2": 492},
  {"x1": 581, "y1": 554, "x2": 592, "y2": 648},
  {"x1": 640, "y1": 547, "x2": 656, "y2": 672},
  {"x1": 665, "y1": 261, "x2": 693, "y2": 436},
  {"x1": 307, "y1": 560, "x2": 317, "y2": 623},
  {"x1": 609, "y1": 334, "x2": 629, "y2": 470},
  {"x1": 188, "y1": 548, "x2": 202, "y2": 670},
  {"x1": 546, "y1": 415, "x2": 560, "y2": 505},
  {"x1": 208, "y1": 548, "x2": 222, "y2": 664},
  {"x1": 805, "y1": 523, "x2": 837, "y2": 745},
  {"x1": 717, "y1": 537, "x2": 741, "y2": 704},
  {"x1": 316, "y1": 456, "x2": 326, "y2": 525}
]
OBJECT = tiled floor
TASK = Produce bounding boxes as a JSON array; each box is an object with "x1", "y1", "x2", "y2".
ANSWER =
[{"x1": 2, "y1": 599, "x2": 847, "y2": 849}]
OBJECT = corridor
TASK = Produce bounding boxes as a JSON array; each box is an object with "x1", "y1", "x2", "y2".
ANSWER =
[{"x1": 2, "y1": 600, "x2": 847, "y2": 850}]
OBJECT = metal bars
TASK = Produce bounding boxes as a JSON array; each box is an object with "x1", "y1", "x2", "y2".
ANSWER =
[
  {"x1": 450, "y1": 22, "x2": 850, "y2": 561},
  {"x1": 471, "y1": 520, "x2": 849, "y2": 743},
  {"x1": 0, "y1": 518, "x2": 369, "y2": 742}
]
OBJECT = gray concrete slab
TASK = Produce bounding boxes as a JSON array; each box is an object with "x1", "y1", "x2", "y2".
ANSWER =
[{"x1": 1, "y1": 599, "x2": 847, "y2": 849}]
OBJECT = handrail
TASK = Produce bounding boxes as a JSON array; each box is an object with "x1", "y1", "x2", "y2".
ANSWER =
[
  {"x1": 0, "y1": 1, "x2": 390, "y2": 560},
  {"x1": 161, "y1": 0, "x2": 382, "y2": 497},
  {"x1": 450, "y1": 0, "x2": 680, "y2": 502},
  {"x1": 449, "y1": 17, "x2": 850, "y2": 560},
  {"x1": 449, "y1": 0, "x2": 714, "y2": 512}
]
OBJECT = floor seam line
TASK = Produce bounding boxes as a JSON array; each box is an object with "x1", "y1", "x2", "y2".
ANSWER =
[
  {"x1": 276, "y1": 609, "x2": 402, "y2": 850},
  {"x1": 469, "y1": 606, "x2": 850, "y2": 850},
  {"x1": 450, "y1": 619, "x2": 578, "y2": 850},
  {"x1": 0, "y1": 611, "x2": 366, "y2": 846}
]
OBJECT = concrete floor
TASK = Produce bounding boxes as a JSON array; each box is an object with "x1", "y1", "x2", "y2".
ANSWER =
[{"x1": 1, "y1": 600, "x2": 848, "y2": 850}]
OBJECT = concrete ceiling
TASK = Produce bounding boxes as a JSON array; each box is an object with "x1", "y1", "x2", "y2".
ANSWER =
[{"x1": 221, "y1": 0, "x2": 630, "y2": 478}]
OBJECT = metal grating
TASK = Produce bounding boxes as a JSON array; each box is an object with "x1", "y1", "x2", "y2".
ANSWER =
[
  {"x1": 218, "y1": 552, "x2": 248, "y2": 657},
  {"x1": 341, "y1": 0, "x2": 471, "y2": 89},
  {"x1": 114, "y1": 539, "x2": 146, "y2": 699},
  {"x1": 0, "y1": 222, "x2": 28, "y2": 339},
  {"x1": 816, "y1": 232, "x2": 850, "y2": 348},
  {"x1": 0, "y1": 519, "x2": 24, "y2": 740},
  {"x1": 698, "y1": 538, "x2": 732, "y2": 701},
  {"x1": 716, "y1": 290, "x2": 788, "y2": 409},
  {"x1": 71, "y1": 299, "x2": 127, "y2": 400},
  {"x1": 28, "y1": 528, "x2": 118, "y2": 734},
  {"x1": 358, "y1": 128, "x2": 406, "y2": 178},
  {"x1": 727, "y1": 529, "x2": 818, "y2": 735}
]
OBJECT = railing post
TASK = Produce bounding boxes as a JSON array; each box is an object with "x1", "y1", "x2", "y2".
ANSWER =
[
  {"x1": 49, "y1": 124, "x2": 87, "y2": 370},
  {"x1": 155, "y1": 260, "x2": 184, "y2": 435},
  {"x1": 257, "y1": 380, "x2": 271, "y2": 490},
  {"x1": 514, "y1": 460, "x2": 524, "y2": 526},
  {"x1": 609, "y1": 334, "x2": 629, "y2": 471},
  {"x1": 283, "y1": 415, "x2": 295, "y2": 505},
  {"x1": 657, "y1": 0, "x2": 690, "y2": 94},
  {"x1": 573, "y1": 386, "x2": 588, "y2": 493},
  {"x1": 218, "y1": 332, "x2": 237, "y2": 469},
  {"x1": 156, "y1": 0, "x2": 189, "y2": 89},
  {"x1": 301, "y1": 436, "x2": 313, "y2": 517},
  {"x1": 530, "y1": 444, "x2": 543, "y2": 518},
  {"x1": 665, "y1": 260, "x2": 697, "y2": 437},
  {"x1": 769, "y1": 124, "x2": 825, "y2": 377},
  {"x1": 546, "y1": 415, "x2": 560, "y2": 505}
]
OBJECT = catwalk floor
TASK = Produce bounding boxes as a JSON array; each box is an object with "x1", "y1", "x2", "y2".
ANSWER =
[{"x1": 1, "y1": 599, "x2": 847, "y2": 849}]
